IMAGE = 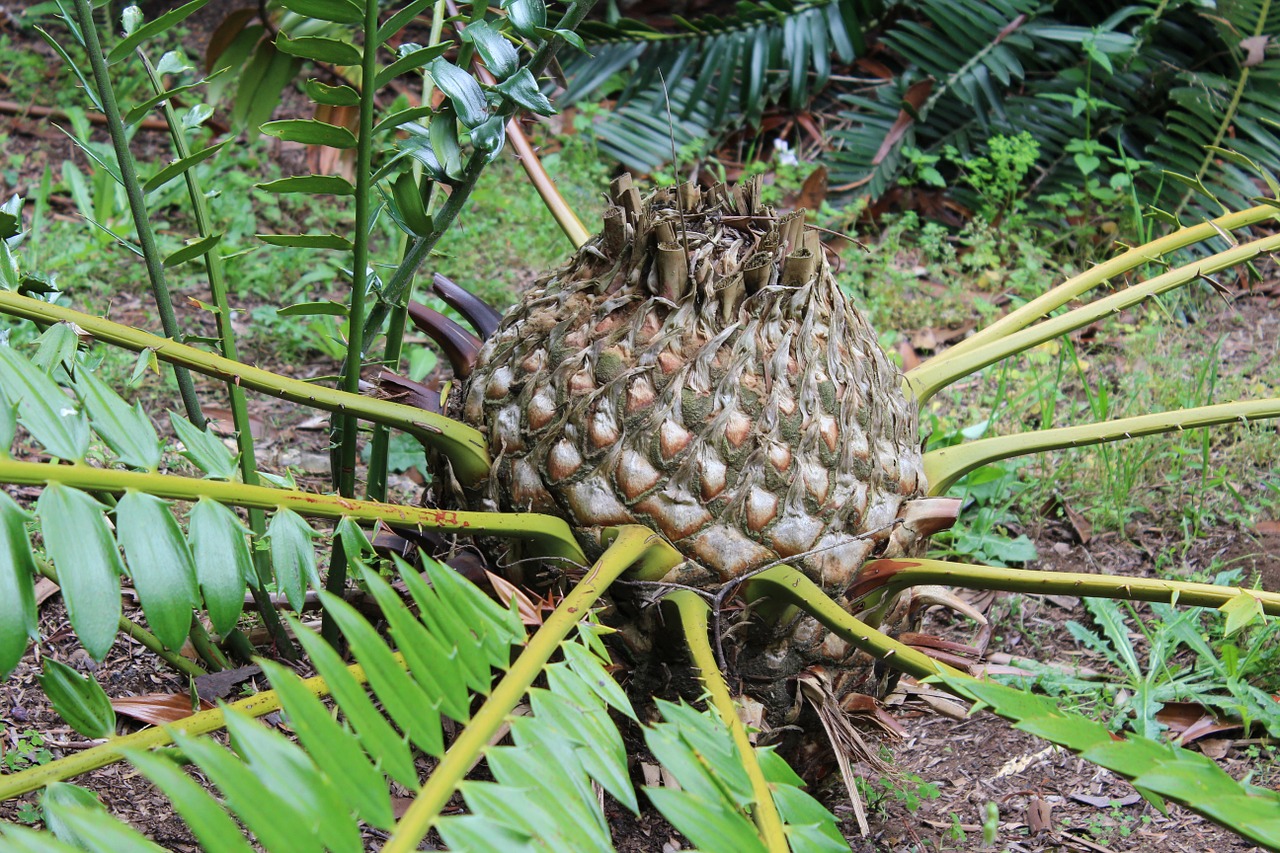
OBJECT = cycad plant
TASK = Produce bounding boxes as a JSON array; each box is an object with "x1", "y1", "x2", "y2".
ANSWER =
[
  {"x1": 557, "y1": 0, "x2": 1280, "y2": 222},
  {"x1": 2, "y1": 0, "x2": 1280, "y2": 850}
]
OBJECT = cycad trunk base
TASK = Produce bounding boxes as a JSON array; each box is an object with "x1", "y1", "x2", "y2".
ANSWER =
[{"x1": 419, "y1": 176, "x2": 952, "y2": 719}]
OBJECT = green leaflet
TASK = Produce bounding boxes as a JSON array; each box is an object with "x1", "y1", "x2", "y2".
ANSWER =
[
  {"x1": 317, "y1": 590, "x2": 445, "y2": 757},
  {"x1": 163, "y1": 233, "x2": 221, "y2": 268},
  {"x1": 123, "y1": 748, "x2": 256, "y2": 853},
  {"x1": 265, "y1": 507, "x2": 320, "y2": 612},
  {"x1": 36, "y1": 483, "x2": 122, "y2": 661},
  {"x1": 462, "y1": 20, "x2": 519, "y2": 80},
  {"x1": 376, "y1": 0, "x2": 437, "y2": 43},
  {"x1": 143, "y1": 140, "x2": 232, "y2": 194},
  {"x1": 115, "y1": 491, "x2": 199, "y2": 650},
  {"x1": 276, "y1": 0, "x2": 363, "y2": 24},
  {"x1": 41, "y1": 782, "x2": 166, "y2": 852},
  {"x1": 187, "y1": 497, "x2": 254, "y2": 636},
  {"x1": 106, "y1": 0, "x2": 209, "y2": 63},
  {"x1": 0, "y1": 345, "x2": 89, "y2": 461},
  {"x1": 428, "y1": 58, "x2": 489, "y2": 127},
  {"x1": 496, "y1": 68, "x2": 556, "y2": 116},
  {"x1": 256, "y1": 233, "x2": 354, "y2": 250},
  {"x1": 73, "y1": 367, "x2": 162, "y2": 471},
  {"x1": 276, "y1": 300, "x2": 349, "y2": 317},
  {"x1": 275, "y1": 33, "x2": 362, "y2": 66},
  {"x1": 375, "y1": 43, "x2": 452, "y2": 88},
  {"x1": 387, "y1": 169, "x2": 434, "y2": 236},
  {"x1": 0, "y1": 491, "x2": 38, "y2": 678},
  {"x1": 0, "y1": 384, "x2": 16, "y2": 453},
  {"x1": 124, "y1": 76, "x2": 222, "y2": 127},
  {"x1": 170, "y1": 730, "x2": 323, "y2": 853},
  {"x1": 39, "y1": 658, "x2": 116, "y2": 739},
  {"x1": 31, "y1": 323, "x2": 79, "y2": 374},
  {"x1": 222, "y1": 706, "x2": 363, "y2": 853},
  {"x1": 503, "y1": 0, "x2": 546, "y2": 39},
  {"x1": 303, "y1": 79, "x2": 360, "y2": 107},
  {"x1": 0, "y1": 823, "x2": 86, "y2": 853},
  {"x1": 935, "y1": 671, "x2": 1280, "y2": 850},
  {"x1": 261, "y1": 119, "x2": 359, "y2": 149},
  {"x1": 256, "y1": 659, "x2": 394, "y2": 830},
  {"x1": 289, "y1": 618, "x2": 420, "y2": 789},
  {"x1": 168, "y1": 412, "x2": 237, "y2": 479},
  {"x1": 256, "y1": 175, "x2": 356, "y2": 196}
]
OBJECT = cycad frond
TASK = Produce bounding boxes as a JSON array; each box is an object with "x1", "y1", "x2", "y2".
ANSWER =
[
  {"x1": 560, "y1": 0, "x2": 869, "y2": 170},
  {"x1": 1145, "y1": 0, "x2": 1280, "y2": 217},
  {"x1": 1, "y1": 532, "x2": 843, "y2": 851}
]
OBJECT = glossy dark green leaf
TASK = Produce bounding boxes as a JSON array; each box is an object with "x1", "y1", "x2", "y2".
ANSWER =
[
  {"x1": 429, "y1": 110, "x2": 463, "y2": 178},
  {"x1": 304, "y1": 79, "x2": 360, "y2": 106},
  {"x1": 143, "y1": 140, "x2": 231, "y2": 194},
  {"x1": 389, "y1": 170, "x2": 433, "y2": 236},
  {"x1": 428, "y1": 58, "x2": 488, "y2": 127},
  {"x1": 257, "y1": 658, "x2": 394, "y2": 830},
  {"x1": 463, "y1": 21, "x2": 518, "y2": 80},
  {"x1": 0, "y1": 491, "x2": 38, "y2": 679},
  {"x1": 496, "y1": 68, "x2": 555, "y2": 116},
  {"x1": 106, "y1": 0, "x2": 209, "y2": 63},
  {"x1": 277, "y1": 0, "x2": 362, "y2": 24},
  {"x1": 164, "y1": 233, "x2": 222, "y2": 268},
  {"x1": 73, "y1": 367, "x2": 161, "y2": 470},
  {"x1": 256, "y1": 233, "x2": 354, "y2": 250},
  {"x1": 256, "y1": 175, "x2": 355, "y2": 195},
  {"x1": 277, "y1": 300, "x2": 349, "y2": 317},
  {"x1": 37, "y1": 484, "x2": 121, "y2": 661},
  {"x1": 169, "y1": 412, "x2": 237, "y2": 478},
  {"x1": 124, "y1": 749, "x2": 256, "y2": 853},
  {"x1": 376, "y1": 43, "x2": 451, "y2": 88},
  {"x1": 116, "y1": 491, "x2": 199, "y2": 650},
  {"x1": 504, "y1": 0, "x2": 546, "y2": 38},
  {"x1": 275, "y1": 33, "x2": 362, "y2": 65},
  {"x1": 261, "y1": 119, "x2": 358, "y2": 149},
  {"x1": 266, "y1": 508, "x2": 319, "y2": 612},
  {"x1": 0, "y1": 345, "x2": 89, "y2": 461},
  {"x1": 289, "y1": 617, "x2": 419, "y2": 788},
  {"x1": 39, "y1": 658, "x2": 116, "y2": 739},
  {"x1": 187, "y1": 497, "x2": 253, "y2": 635}
]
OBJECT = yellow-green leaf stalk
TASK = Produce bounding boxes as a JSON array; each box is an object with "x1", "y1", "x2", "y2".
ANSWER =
[
  {"x1": 667, "y1": 590, "x2": 788, "y2": 853},
  {"x1": 0, "y1": 291, "x2": 492, "y2": 485},
  {"x1": 384, "y1": 525, "x2": 681, "y2": 852},
  {"x1": 923, "y1": 398, "x2": 1280, "y2": 494},
  {"x1": 0, "y1": 458, "x2": 586, "y2": 565}
]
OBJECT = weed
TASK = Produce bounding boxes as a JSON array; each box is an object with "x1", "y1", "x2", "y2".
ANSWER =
[
  {"x1": 856, "y1": 772, "x2": 941, "y2": 818},
  {"x1": 1, "y1": 729, "x2": 53, "y2": 771}
]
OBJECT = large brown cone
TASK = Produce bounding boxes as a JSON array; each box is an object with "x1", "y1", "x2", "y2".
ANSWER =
[{"x1": 444, "y1": 176, "x2": 937, "y2": 710}]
